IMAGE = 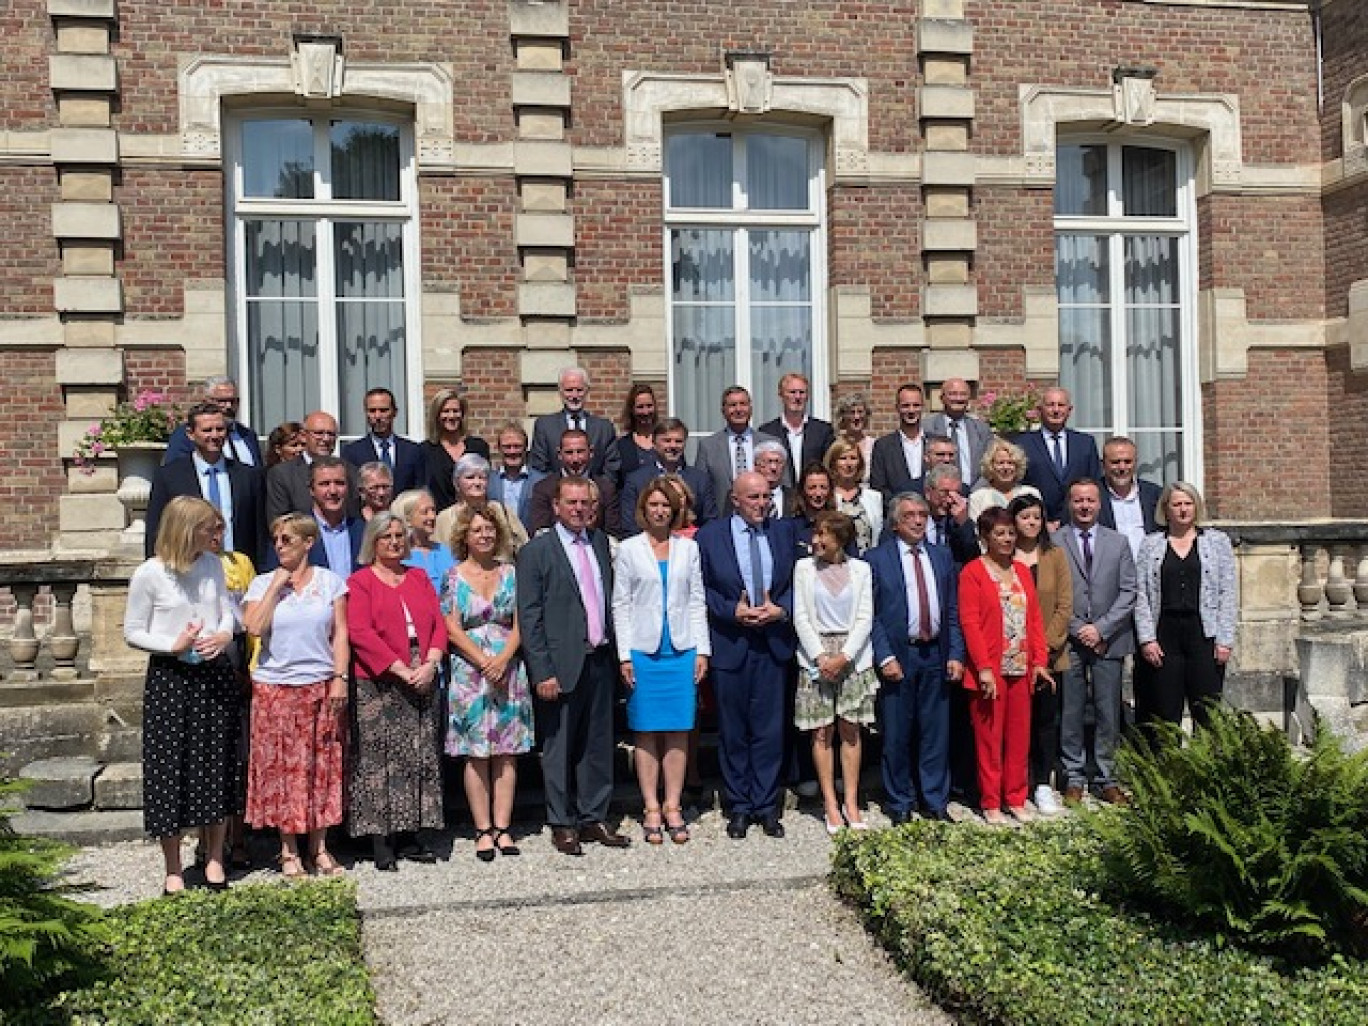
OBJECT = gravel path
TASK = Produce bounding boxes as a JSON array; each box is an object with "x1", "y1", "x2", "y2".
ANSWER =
[{"x1": 61, "y1": 806, "x2": 955, "y2": 1025}]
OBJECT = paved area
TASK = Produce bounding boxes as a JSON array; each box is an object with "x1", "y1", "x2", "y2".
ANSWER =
[{"x1": 63, "y1": 805, "x2": 955, "y2": 1025}]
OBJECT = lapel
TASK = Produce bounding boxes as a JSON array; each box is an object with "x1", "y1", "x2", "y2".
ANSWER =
[{"x1": 1059, "y1": 527, "x2": 1087, "y2": 583}]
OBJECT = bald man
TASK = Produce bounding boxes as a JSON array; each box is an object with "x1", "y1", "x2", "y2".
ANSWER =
[
  {"x1": 266, "y1": 410, "x2": 360, "y2": 522},
  {"x1": 923, "y1": 378, "x2": 992, "y2": 491}
]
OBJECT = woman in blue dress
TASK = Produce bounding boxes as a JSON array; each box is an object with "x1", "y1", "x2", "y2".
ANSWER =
[
  {"x1": 393, "y1": 488, "x2": 455, "y2": 595},
  {"x1": 611, "y1": 479, "x2": 710, "y2": 844}
]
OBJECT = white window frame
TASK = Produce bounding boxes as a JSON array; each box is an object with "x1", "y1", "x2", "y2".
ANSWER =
[
  {"x1": 662, "y1": 124, "x2": 829, "y2": 435},
  {"x1": 224, "y1": 108, "x2": 424, "y2": 438},
  {"x1": 1054, "y1": 135, "x2": 1202, "y2": 488}
]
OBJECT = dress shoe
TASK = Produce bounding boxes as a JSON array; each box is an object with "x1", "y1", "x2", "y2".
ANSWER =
[
  {"x1": 924, "y1": 808, "x2": 954, "y2": 823},
  {"x1": 397, "y1": 841, "x2": 438, "y2": 864},
  {"x1": 726, "y1": 813, "x2": 750, "y2": 839},
  {"x1": 551, "y1": 826, "x2": 583, "y2": 857},
  {"x1": 758, "y1": 814, "x2": 785, "y2": 838},
  {"x1": 1063, "y1": 785, "x2": 1086, "y2": 806},
  {"x1": 579, "y1": 822, "x2": 631, "y2": 848},
  {"x1": 1100, "y1": 785, "x2": 1130, "y2": 806},
  {"x1": 887, "y1": 809, "x2": 914, "y2": 827}
]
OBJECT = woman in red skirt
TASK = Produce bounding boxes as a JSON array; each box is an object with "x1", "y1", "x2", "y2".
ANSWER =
[{"x1": 242, "y1": 514, "x2": 349, "y2": 877}]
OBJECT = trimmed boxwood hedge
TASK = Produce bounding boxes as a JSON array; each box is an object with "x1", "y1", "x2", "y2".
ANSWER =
[
  {"x1": 5, "y1": 880, "x2": 376, "y2": 1026},
  {"x1": 830, "y1": 816, "x2": 1368, "y2": 1026}
]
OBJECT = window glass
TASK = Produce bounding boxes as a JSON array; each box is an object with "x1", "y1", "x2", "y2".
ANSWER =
[
  {"x1": 1122, "y1": 146, "x2": 1177, "y2": 217},
  {"x1": 242, "y1": 120, "x2": 314, "y2": 199},
  {"x1": 667, "y1": 133, "x2": 733, "y2": 208},
  {"x1": 331, "y1": 121, "x2": 401, "y2": 201},
  {"x1": 1054, "y1": 144, "x2": 1107, "y2": 216},
  {"x1": 747, "y1": 134, "x2": 809, "y2": 210}
]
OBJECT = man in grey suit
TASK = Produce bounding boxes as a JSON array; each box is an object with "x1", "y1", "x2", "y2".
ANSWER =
[
  {"x1": 266, "y1": 410, "x2": 360, "y2": 523},
  {"x1": 516, "y1": 475, "x2": 630, "y2": 856},
  {"x1": 527, "y1": 366, "x2": 620, "y2": 482},
  {"x1": 923, "y1": 378, "x2": 992, "y2": 492},
  {"x1": 693, "y1": 385, "x2": 780, "y2": 519},
  {"x1": 1054, "y1": 477, "x2": 1136, "y2": 806}
]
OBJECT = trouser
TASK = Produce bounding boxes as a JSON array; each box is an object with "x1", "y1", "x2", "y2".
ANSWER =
[
  {"x1": 1134, "y1": 612, "x2": 1225, "y2": 732},
  {"x1": 969, "y1": 674, "x2": 1031, "y2": 811},
  {"x1": 714, "y1": 648, "x2": 787, "y2": 819},
  {"x1": 876, "y1": 640, "x2": 949, "y2": 816},
  {"x1": 1029, "y1": 679, "x2": 1061, "y2": 790},
  {"x1": 1060, "y1": 648, "x2": 1123, "y2": 790},
  {"x1": 536, "y1": 648, "x2": 615, "y2": 827}
]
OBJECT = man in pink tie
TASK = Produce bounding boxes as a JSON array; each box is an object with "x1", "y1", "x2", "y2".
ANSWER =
[{"x1": 516, "y1": 476, "x2": 630, "y2": 856}]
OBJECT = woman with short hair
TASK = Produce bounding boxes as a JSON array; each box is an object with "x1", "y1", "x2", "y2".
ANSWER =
[
  {"x1": 266, "y1": 421, "x2": 306, "y2": 469},
  {"x1": 392, "y1": 488, "x2": 454, "y2": 596},
  {"x1": 967, "y1": 438, "x2": 1042, "y2": 523},
  {"x1": 833, "y1": 393, "x2": 875, "y2": 482},
  {"x1": 433, "y1": 453, "x2": 529, "y2": 557}
]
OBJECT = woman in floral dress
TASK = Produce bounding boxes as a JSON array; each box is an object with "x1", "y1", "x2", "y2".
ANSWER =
[{"x1": 442, "y1": 504, "x2": 532, "y2": 861}]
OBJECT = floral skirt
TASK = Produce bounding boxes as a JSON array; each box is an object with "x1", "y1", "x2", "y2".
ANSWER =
[
  {"x1": 245, "y1": 679, "x2": 344, "y2": 834},
  {"x1": 348, "y1": 676, "x2": 444, "y2": 837},
  {"x1": 794, "y1": 633, "x2": 879, "y2": 730}
]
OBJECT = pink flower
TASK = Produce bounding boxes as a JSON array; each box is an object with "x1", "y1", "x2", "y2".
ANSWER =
[
  {"x1": 86, "y1": 424, "x2": 101, "y2": 436},
  {"x1": 92, "y1": 442, "x2": 106, "y2": 454},
  {"x1": 1025, "y1": 410, "x2": 1040, "y2": 422}
]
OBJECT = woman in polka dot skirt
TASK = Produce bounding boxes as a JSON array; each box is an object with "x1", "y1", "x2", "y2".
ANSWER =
[{"x1": 124, "y1": 496, "x2": 242, "y2": 895}]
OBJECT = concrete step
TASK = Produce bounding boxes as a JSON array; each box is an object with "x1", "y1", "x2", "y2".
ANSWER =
[
  {"x1": 0, "y1": 678, "x2": 96, "y2": 708},
  {"x1": 0, "y1": 701, "x2": 143, "y2": 775},
  {"x1": 12, "y1": 808, "x2": 145, "y2": 845},
  {"x1": 94, "y1": 762, "x2": 142, "y2": 810},
  {"x1": 19, "y1": 755, "x2": 103, "y2": 810}
]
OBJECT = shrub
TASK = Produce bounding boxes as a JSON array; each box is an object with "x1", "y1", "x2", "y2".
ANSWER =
[
  {"x1": 1104, "y1": 707, "x2": 1368, "y2": 961},
  {"x1": 831, "y1": 818, "x2": 1368, "y2": 1026}
]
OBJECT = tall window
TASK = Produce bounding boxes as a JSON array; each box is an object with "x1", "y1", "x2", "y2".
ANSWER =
[
  {"x1": 664, "y1": 128, "x2": 826, "y2": 432},
  {"x1": 1054, "y1": 140, "x2": 1199, "y2": 485},
  {"x1": 227, "y1": 113, "x2": 420, "y2": 437}
]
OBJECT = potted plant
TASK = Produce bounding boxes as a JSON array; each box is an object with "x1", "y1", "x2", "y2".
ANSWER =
[
  {"x1": 72, "y1": 389, "x2": 180, "y2": 545},
  {"x1": 978, "y1": 388, "x2": 1041, "y2": 436}
]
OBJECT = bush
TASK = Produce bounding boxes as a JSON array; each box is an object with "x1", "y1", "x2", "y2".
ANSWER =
[
  {"x1": 1103, "y1": 707, "x2": 1368, "y2": 961},
  {"x1": 0, "y1": 777, "x2": 107, "y2": 1010},
  {"x1": 831, "y1": 818, "x2": 1368, "y2": 1026},
  {"x1": 8, "y1": 880, "x2": 376, "y2": 1026}
]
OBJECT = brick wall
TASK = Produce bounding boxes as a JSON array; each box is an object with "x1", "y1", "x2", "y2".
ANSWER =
[
  {"x1": 574, "y1": 180, "x2": 662, "y2": 323},
  {"x1": 458, "y1": 349, "x2": 523, "y2": 440},
  {"x1": 830, "y1": 185, "x2": 923, "y2": 321},
  {"x1": 420, "y1": 177, "x2": 519, "y2": 319},
  {"x1": 1325, "y1": 344, "x2": 1368, "y2": 517},
  {"x1": 0, "y1": 168, "x2": 59, "y2": 314},
  {"x1": 0, "y1": 3, "x2": 54, "y2": 131},
  {"x1": 0, "y1": 351, "x2": 65, "y2": 550},
  {"x1": 1199, "y1": 194, "x2": 1324, "y2": 321},
  {"x1": 117, "y1": 170, "x2": 225, "y2": 317},
  {"x1": 125, "y1": 348, "x2": 194, "y2": 414},
  {"x1": 578, "y1": 349, "x2": 634, "y2": 425},
  {"x1": 974, "y1": 188, "x2": 1053, "y2": 318},
  {"x1": 1319, "y1": 0, "x2": 1367, "y2": 162},
  {"x1": 1323, "y1": 181, "x2": 1368, "y2": 320}
]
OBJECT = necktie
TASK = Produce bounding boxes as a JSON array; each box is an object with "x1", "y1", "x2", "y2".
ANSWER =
[
  {"x1": 205, "y1": 465, "x2": 222, "y2": 509},
  {"x1": 747, "y1": 525, "x2": 764, "y2": 604},
  {"x1": 933, "y1": 517, "x2": 946, "y2": 546},
  {"x1": 1051, "y1": 433, "x2": 1065, "y2": 475},
  {"x1": 379, "y1": 438, "x2": 393, "y2": 469},
  {"x1": 733, "y1": 434, "x2": 747, "y2": 479},
  {"x1": 1080, "y1": 530, "x2": 1093, "y2": 576},
  {"x1": 910, "y1": 544, "x2": 932, "y2": 642},
  {"x1": 574, "y1": 534, "x2": 604, "y2": 646}
]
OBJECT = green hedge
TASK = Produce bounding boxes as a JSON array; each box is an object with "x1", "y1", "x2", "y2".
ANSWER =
[
  {"x1": 830, "y1": 817, "x2": 1368, "y2": 1026},
  {"x1": 5, "y1": 880, "x2": 376, "y2": 1026}
]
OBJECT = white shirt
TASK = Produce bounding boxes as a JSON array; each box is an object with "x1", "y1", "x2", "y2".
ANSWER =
[
  {"x1": 899, "y1": 431, "x2": 924, "y2": 481},
  {"x1": 225, "y1": 425, "x2": 256, "y2": 467},
  {"x1": 1108, "y1": 485, "x2": 1146, "y2": 560},
  {"x1": 245, "y1": 568, "x2": 347, "y2": 686},
  {"x1": 191, "y1": 452, "x2": 234, "y2": 552},
  {"x1": 781, "y1": 417, "x2": 807, "y2": 476},
  {"x1": 899, "y1": 538, "x2": 941, "y2": 641},
  {"x1": 124, "y1": 554, "x2": 235, "y2": 655}
]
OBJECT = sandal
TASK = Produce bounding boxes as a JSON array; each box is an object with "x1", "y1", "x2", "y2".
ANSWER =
[
  {"x1": 312, "y1": 851, "x2": 345, "y2": 877},
  {"x1": 642, "y1": 806, "x2": 665, "y2": 845},
  {"x1": 492, "y1": 826, "x2": 521, "y2": 857},
  {"x1": 279, "y1": 852, "x2": 307, "y2": 880},
  {"x1": 473, "y1": 828, "x2": 496, "y2": 863},
  {"x1": 663, "y1": 804, "x2": 689, "y2": 845}
]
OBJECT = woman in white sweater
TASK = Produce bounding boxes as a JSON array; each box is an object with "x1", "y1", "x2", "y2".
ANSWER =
[{"x1": 124, "y1": 496, "x2": 240, "y2": 895}]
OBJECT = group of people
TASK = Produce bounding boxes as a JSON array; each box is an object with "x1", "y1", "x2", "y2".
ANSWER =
[{"x1": 122, "y1": 368, "x2": 1236, "y2": 890}]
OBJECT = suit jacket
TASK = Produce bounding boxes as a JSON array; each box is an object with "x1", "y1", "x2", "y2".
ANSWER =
[
  {"x1": 164, "y1": 421, "x2": 263, "y2": 467},
  {"x1": 1098, "y1": 478, "x2": 1163, "y2": 535},
  {"x1": 924, "y1": 512, "x2": 980, "y2": 566},
  {"x1": 757, "y1": 416, "x2": 837, "y2": 486},
  {"x1": 527, "y1": 473, "x2": 620, "y2": 537},
  {"x1": 516, "y1": 524, "x2": 615, "y2": 693},
  {"x1": 422, "y1": 437, "x2": 491, "y2": 511},
  {"x1": 610, "y1": 533, "x2": 710, "y2": 656},
  {"x1": 868, "y1": 430, "x2": 925, "y2": 502},
  {"x1": 865, "y1": 536, "x2": 966, "y2": 676},
  {"x1": 266, "y1": 456, "x2": 361, "y2": 524},
  {"x1": 693, "y1": 427, "x2": 782, "y2": 521},
  {"x1": 696, "y1": 515, "x2": 796, "y2": 671},
  {"x1": 1133, "y1": 528, "x2": 1238, "y2": 649},
  {"x1": 792, "y1": 555, "x2": 875, "y2": 675},
  {"x1": 305, "y1": 516, "x2": 365, "y2": 574},
  {"x1": 145, "y1": 456, "x2": 267, "y2": 567},
  {"x1": 1013, "y1": 428, "x2": 1102, "y2": 524},
  {"x1": 528, "y1": 410, "x2": 620, "y2": 482},
  {"x1": 1032, "y1": 545, "x2": 1075, "y2": 671},
  {"x1": 487, "y1": 465, "x2": 546, "y2": 525},
  {"x1": 618, "y1": 461, "x2": 717, "y2": 536},
  {"x1": 1053, "y1": 522, "x2": 1137, "y2": 659},
  {"x1": 340, "y1": 434, "x2": 426, "y2": 494},
  {"x1": 958, "y1": 557, "x2": 1048, "y2": 692},
  {"x1": 923, "y1": 412, "x2": 992, "y2": 485}
]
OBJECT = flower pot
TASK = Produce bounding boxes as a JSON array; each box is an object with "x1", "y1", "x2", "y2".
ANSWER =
[{"x1": 116, "y1": 442, "x2": 166, "y2": 548}]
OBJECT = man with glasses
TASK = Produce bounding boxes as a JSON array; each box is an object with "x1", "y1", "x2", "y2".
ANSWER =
[
  {"x1": 341, "y1": 387, "x2": 425, "y2": 493},
  {"x1": 163, "y1": 376, "x2": 262, "y2": 467},
  {"x1": 267, "y1": 410, "x2": 360, "y2": 523}
]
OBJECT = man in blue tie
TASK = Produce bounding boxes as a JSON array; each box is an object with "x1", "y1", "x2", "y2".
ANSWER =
[
  {"x1": 341, "y1": 387, "x2": 426, "y2": 494},
  {"x1": 1014, "y1": 387, "x2": 1102, "y2": 527}
]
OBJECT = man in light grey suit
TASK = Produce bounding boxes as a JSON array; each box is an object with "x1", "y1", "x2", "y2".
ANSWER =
[
  {"x1": 923, "y1": 378, "x2": 992, "y2": 493},
  {"x1": 693, "y1": 385, "x2": 780, "y2": 521},
  {"x1": 516, "y1": 475, "x2": 630, "y2": 856},
  {"x1": 1053, "y1": 477, "x2": 1136, "y2": 806},
  {"x1": 527, "y1": 366, "x2": 620, "y2": 482}
]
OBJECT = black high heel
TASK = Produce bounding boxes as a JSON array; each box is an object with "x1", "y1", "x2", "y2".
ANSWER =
[
  {"x1": 491, "y1": 826, "x2": 521, "y2": 857},
  {"x1": 373, "y1": 834, "x2": 398, "y2": 872},
  {"x1": 473, "y1": 828, "x2": 496, "y2": 863}
]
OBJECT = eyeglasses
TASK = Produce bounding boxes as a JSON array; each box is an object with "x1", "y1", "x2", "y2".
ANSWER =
[{"x1": 307, "y1": 429, "x2": 338, "y2": 438}]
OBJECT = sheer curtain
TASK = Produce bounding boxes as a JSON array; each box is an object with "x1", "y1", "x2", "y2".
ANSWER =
[
  {"x1": 749, "y1": 229, "x2": 811, "y2": 426},
  {"x1": 667, "y1": 134, "x2": 732, "y2": 208},
  {"x1": 672, "y1": 229, "x2": 736, "y2": 434},
  {"x1": 1056, "y1": 233, "x2": 1112, "y2": 433},
  {"x1": 336, "y1": 221, "x2": 407, "y2": 437},
  {"x1": 246, "y1": 219, "x2": 320, "y2": 434},
  {"x1": 331, "y1": 122, "x2": 400, "y2": 202},
  {"x1": 1125, "y1": 235, "x2": 1182, "y2": 481},
  {"x1": 747, "y1": 135, "x2": 808, "y2": 210}
]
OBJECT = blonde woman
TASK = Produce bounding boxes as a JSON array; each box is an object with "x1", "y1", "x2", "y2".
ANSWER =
[
  {"x1": 422, "y1": 387, "x2": 489, "y2": 511},
  {"x1": 393, "y1": 488, "x2": 455, "y2": 596},
  {"x1": 824, "y1": 439, "x2": 883, "y2": 554},
  {"x1": 968, "y1": 437, "x2": 1041, "y2": 523},
  {"x1": 833, "y1": 393, "x2": 875, "y2": 482}
]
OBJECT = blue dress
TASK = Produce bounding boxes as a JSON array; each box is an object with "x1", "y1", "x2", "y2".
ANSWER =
[
  {"x1": 405, "y1": 543, "x2": 456, "y2": 598},
  {"x1": 625, "y1": 560, "x2": 697, "y2": 732}
]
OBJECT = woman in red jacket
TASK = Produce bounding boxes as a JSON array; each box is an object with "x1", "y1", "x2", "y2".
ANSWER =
[
  {"x1": 958, "y1": 507, "x2": 1054, "y2": 826},
  {"x1": 347, "y1": 511, "x2": 449, "y2": 870}
]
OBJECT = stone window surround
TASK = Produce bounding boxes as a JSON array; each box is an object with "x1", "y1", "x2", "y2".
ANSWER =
[{"x1": 1342, "y1": 72, "x2": 1368, "y2": 177}]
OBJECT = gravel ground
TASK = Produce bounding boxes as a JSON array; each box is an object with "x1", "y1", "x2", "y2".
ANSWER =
[{"x1": 59, "y1": 805, "x2": 956, "y2": 1025}]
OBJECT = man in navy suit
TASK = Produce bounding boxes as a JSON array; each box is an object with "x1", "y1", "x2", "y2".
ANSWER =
[
  {"x1": 163, "y1": 376, "x2": 262, "y2": 467},
  {"x1": 757, "y1": 372, "x2": 836, "y2": 487},
  {"x1": 299, "y1": 456, "x2": 364, "y2": 574},
  {"x1": 618, "y1": 417, "x2": 716, "y2": 535},
  {"x1": 697, "y1": 471, "x2": 796, "y2": 839},
  {"x1": 1013, "y1": 386, "x2": 1101, "y2": 526},
  {"x1": 340, "y1": 387, "x2": 425, "y2": 494},
  {"x1": 486, "y1": 421, "x2": 544, "y2": 526},
  {"x1": 1097, "y1": 436, "x2": 1161, "y2": 559},
  {"x1": 867, "y1": 491, "x2": 966, "y2": 823},
  {"x1": 869, "y1": 383, "x2": 929, "y2": 503},
  {"x1": 145, "y1": 401, "x2": 266, "y2": 566}
]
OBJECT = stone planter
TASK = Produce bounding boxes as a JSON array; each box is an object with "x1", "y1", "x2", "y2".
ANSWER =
[{"x1": 115, "y1": 442, "x2": 166, "y2": 549}]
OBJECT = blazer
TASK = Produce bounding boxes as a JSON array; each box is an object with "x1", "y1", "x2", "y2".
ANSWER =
[
  {"x1": 1013, "y1": 428, "x2": 1102, "y2": 524},
  {"x1": 346, "y1": 565, "x2": 446, "y2": 682},
  {"x1": 527, "y1": 473, "x2": 620, "y2": 537},
  {"x1": 1030, "y1": 545, "x2": 1074, "y2": 672},
  {"x1": 775, "y1": 514, "x2": 858, "y2": 564},
  {"x1": 610, "y1": 533, "x2": 711, "y2": 656},
  {"x1": 792, "y1": 556, "x2": 875, "y2": 675},
  {"x1": 1053, "y1": 522, "x2": 1137, "y2": 658},
  {"x1": 304, "y1": 516, "x2": 365, "y2": 574},
  {"x1": 164, "y1": 420, "x2": 263, "y2": 467},
  {"x1": 865, "y1": 535, "x2": 966, "y2": 674},
  {"x1": 266, "y1": 456, "x2": 361, "y2": 524},
  {"x1": 422, "y1": 437, "x2": 491, "y2": 511},
  {"x1": 1133, "y1": 528, "x2": 1238, "y2": 649},
  {"x1": 756, "y1": 416, "x2": 837, "y2": 486},
  {"x1": 868, "y1": 430, "x2": 925, "y2": 502},
  {"x1": 926, "y1": 512, "x2": 980, "y2": 566},
  {"x1": 516, "y1": 524, "x2": 615, "y2": 693},
  {"x1": 1098, "y1": 478, "x2": 1163, "y2": 535},
  {"x1": 695, "y1": 515, "x2": 796, "y2": 670},
  {"x1": 923, "y1": 412, "x2": 992, "y2": 485},
  {"x1": 618, "y1": 461, "x2": 717, "y2": 536},
  {"x1": 528, "y1": 410, "x2": 620, "y2": 482},
  {"x1": 832, "y1": 485, "x2": 884, "y2": 553},
  {"x1": 958, "y1": 557, "x2": 1048, "y2": 692},
  {"x1": 486, "y1": 465, "x2": 546, "y2": 525},
  {"x1": 145, "y1": 456, "x2": 267, "y2": 567},
  {"x1": 340, "y1": 434, "x2": 426, "y2": 494},
  {"x1": 693, "y1": 426, "x2": 782, "y2": 521}
]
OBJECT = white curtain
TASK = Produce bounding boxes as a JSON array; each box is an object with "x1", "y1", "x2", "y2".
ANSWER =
[
  {"x1": 747, "y1": 135, "x2": 808, "y2": 210},
  {"x1": 666, "y1": 134, "x2": 732, "y2": 209},
  {"x1": 246, "y1": 219, "x2": 320, "y2": 433},
  {"x1": 1054, "y1": 144, "x2": 1107, "y2": 216},
  {"x1": 331, "y1": 122, "x2": 400, "y2": 201},
  {"x1": 671, "y1": 229, "x2": 736, "y2": 434},
  {"x1": 1056, "y1": 233, "x2": 1112, "y2": 432},
  {"x1": 748, "y1": 230, "x2": 811, "y2": 426},
  {"x1": 1125, "y1": 235, "x2": 1182, "y2": 481},
  {"x1": 336, "y1": 221, "x2": 407, "y2": 437},
  {"x1": 1122, "y1": 147, "x2": 1177, "y2": 217}
]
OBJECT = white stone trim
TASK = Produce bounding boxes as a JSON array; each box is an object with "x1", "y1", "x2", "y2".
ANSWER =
[
  {"x1": 1123, "y1": 0, "x2": 1307, "y2": 9},
  {"x1": 178, "y1": 55, "x2": 455, "y2": 167},
  {"x1": 974, "y1": 287, "x2": 1060, "y2": 378},
  {"x1": 1197, "y1": 287, "x2": 1325, "y2": 379},
  {"x1": 621, "y1": 70, "x2": 870, "y2": 179},
  {"x1": 1341, "y1": 73, "x2": 1368, "y2": 182}
]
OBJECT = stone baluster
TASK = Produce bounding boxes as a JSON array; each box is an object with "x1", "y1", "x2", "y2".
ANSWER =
[
  {"x1": 1354, "y1": 545, "x2": 1368, "y2": 616},
  {"x1": 8, "y1": 584, "x2": 40, "y2": 677},
  {"x1": 1297, "y1": 543, "x2": 1325, "y2": 620},
  {"x1": 1325, "y1": 546, "x2": 1354, "y2": 617},
  {"x1": 48, "y1": 582, "x2": 80, "y2": 679}
]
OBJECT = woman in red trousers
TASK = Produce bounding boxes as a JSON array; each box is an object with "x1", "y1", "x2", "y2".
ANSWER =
[{"x1": 958, "y1": 507, "x2": 1053, "y2": 826}]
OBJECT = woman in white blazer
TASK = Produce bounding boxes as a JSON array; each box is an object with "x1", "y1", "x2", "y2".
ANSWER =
[
  {"x1": 792, "y1": 510, "x2": 877, "y2": 834},
  {"x1": 825, "y1": 439, "x2": 883, "y2": 553},
  {"x1": 611, "y1": 478, "x2": 709, "y2": 844}
]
